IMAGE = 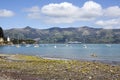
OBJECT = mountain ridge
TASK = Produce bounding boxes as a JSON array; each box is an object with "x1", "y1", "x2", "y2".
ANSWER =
[{"x1": 4, "y1": 26, "x2": 120, "y2": 43}]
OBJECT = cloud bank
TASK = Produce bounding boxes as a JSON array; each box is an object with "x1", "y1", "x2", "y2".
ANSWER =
[
  {"x1": 25, "y1": 6, "x2": 41, "y2": 19},
  {"x1": 25, "y1": 1, "x2": 120, "y2": 28},
  {"x1": 96, "y1": 19, "x2": 120, "y2": 29},
  {"x1": 0, "y1": 9, "x2": 15, "y2": 17}
]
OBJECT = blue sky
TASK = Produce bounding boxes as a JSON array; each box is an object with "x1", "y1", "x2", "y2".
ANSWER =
[{"x1": 0, "y1": 0, "x2": 120, "y2": 29}]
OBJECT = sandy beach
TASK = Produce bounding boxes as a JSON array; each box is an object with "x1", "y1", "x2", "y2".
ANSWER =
[{"x1": 0, "y1": 54, "x2": 120, "y2": 80}]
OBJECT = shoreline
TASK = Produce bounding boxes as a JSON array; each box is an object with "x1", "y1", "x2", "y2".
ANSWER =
[
  {"x1": 0, "y1": 53, "x2": 120, "y2": 80},
  {"x1": 41, "y1": 56, "x2": 120, "y2": 65},
  {"x1": 0, "y1": 53, "x2": 120, "y2": 65},
  {"x1": 38, "y1": 55, "x2": 120, "y2": 65}
]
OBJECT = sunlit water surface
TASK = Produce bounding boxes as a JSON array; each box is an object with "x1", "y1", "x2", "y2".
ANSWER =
[{"x1": 0, "y1": 44, "x2": 120, "y2": 61}]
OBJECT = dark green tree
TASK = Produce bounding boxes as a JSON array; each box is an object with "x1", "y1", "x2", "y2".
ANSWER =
[{"x1": 0, "y1": 27, "x2": 4, "y2": 38}]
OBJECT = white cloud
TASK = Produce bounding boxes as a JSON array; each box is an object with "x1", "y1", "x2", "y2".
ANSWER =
[
  {"x1": 104, "y1": 6, "x2": 120, "y2": 17},
  {"x1": 25, "y1": 1, "x2": 120, "y2": 28},
  {"x1": 41, "y1": 1, "x2": 103, "y2": 23},
  {"x1": 25, "y1": 6, "x2": 41, "y2": 12},
  {"x1": 41, "y1": 2, "x2": 79, "y2": 17},
  {"x1": 95, "y1": 5, "x2": 120, "y2": 28},
  {"x1": 0, "y1": 9, "x2": 15, "y2": 17},
  {"x1": 25, "y1": 1, "x2": 102, "y2": 23},
  {"x1": 44, "y1": 17, "x2": 76, "y2": 24},
  {"x1": 28, "y1": 13, "x2": 41, "y2": 19},
  {"x1": 81, "y1": 1, "x2": 103, "y2": 17},
  {"x1": 41, "y1": 2, "x2": 80, "y2": 23},
  {"x1": 95, "y1": 19, "x2": 120, "y2": 28},
  {"x1": 25, "y1": 6, "x2": 41, "y2": 19}
]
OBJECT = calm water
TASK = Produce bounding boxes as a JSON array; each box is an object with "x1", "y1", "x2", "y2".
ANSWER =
[{"x1": 0, "y1": 44, "x2": 120, "y2": 61}]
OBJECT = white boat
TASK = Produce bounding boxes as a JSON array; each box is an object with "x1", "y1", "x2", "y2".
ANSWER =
[
  {"x1": 90, "y1": 53, "x2": 97, "y2": 57},
  {"x1": 34, "y1": 44, "x2": 39, "y2": 47},
  {"x1": 16, "y1": 44, "x2": 20, "y2": 48},
  {"x1": 83, "y1": 44, "x2": 87, "y2": 48},
  {"x1": 106, "y1": 44, "x2": 111, "y2": 47},
  {"x1": 26, "y1": 44, "x2": 30, "y2": 47},
  {"x1": 11, "y1": 44, "x2": 14, "y2": 46},
  {"x1": 16, "y1": 36, "x2": 20, "y2": 48},
  {"x1": 65, "y1": 44, "x2": 69, "y2": 47},
  {"x1": 54, "y1": 45, "x2": 57, "y2": 48},
  {"x1": 68, "y1": 41, "x2": 81, "y2": 44}
]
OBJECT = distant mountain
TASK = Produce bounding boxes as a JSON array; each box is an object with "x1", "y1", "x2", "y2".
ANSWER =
[{"x1": 4, "y1": 26, "x2": 120, "y2": 43}]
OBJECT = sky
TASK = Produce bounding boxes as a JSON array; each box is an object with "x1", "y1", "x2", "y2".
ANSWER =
[{"x1": 0, "y1": 0, "x2": 120, "y2": 29}]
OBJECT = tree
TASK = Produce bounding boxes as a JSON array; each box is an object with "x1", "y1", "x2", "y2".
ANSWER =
[{"x1": 0, "y1": 27, "x2": 4, "y2": 38}]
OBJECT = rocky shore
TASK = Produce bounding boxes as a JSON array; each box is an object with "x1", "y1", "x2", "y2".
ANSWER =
[{"x1": 0, "y1": 54, "x2": 120, "y2": 80}]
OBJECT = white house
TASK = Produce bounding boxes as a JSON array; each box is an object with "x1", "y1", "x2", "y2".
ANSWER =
[{"x1": 0, "y1": 38, "x2": 4, "y2": 42}]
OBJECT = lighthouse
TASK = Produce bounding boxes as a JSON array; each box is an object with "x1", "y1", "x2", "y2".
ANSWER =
[{"x1": 7, "y1": 36, "x2": 10, "y2": 42}]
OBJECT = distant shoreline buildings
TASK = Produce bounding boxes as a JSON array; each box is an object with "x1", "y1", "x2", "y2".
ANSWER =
[{"x1": 0, "y1": 27, "x2": 12, "y2": 45}]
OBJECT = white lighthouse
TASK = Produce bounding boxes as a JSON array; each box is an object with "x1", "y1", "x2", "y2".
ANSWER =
[{"x1": 7, "y1": 36, "x2": 10, "y2": 42}]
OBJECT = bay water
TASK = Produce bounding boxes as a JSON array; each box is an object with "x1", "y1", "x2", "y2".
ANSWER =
[{"x1": 0, "y1": 44, "x2": 120, "y2": 61}]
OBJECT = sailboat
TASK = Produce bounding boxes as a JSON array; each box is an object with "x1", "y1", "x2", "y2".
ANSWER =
[
  {"x1": 105, "y1": 31, "x2": 112, "y2": 47},
  {"x1": 34, "y1": 44, "x2": 39, "y2": 48},
  {"x1": 16, "y1": 44, "x2": 20, "y2": 48},
  {"x1": 90, "y1": 53, "x2": 97, "y2": 57},
  {"x1": 83, "y1": 44, "x2": 87, "y2": 48},
  {"x1": 83, "y1": 38, "x2": 87, "y2": 48},
  {"x1": 54, "y1": 39, "x2": 57, "y2": 48},
  {"x1": 54, "y1": 45, "x2": 57, "y2": 48},
  {"x1": 65, "y1": 44, "x2": 69, "y2": 47},
  {"x1": 106, "y1": 44, "x2": 111, "y2": 47},
  {"x1": 33, "y1": 40, "x2": 40, "y2": 48},
  {"x1": 16, "y1": 36, "x2": 20, "y2": 48},
  {"x1": 26, "y1": 44, "x2": 31, "y2": 47}
]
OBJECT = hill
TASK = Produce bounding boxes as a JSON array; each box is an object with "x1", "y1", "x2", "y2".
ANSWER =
[{"x1": 4, "y1": 26, "x2": 120, "y2": 43}]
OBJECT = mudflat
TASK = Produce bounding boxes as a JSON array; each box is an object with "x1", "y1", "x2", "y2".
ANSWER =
[{"x1": 0, "y1": 54, "x2": 120, "y2": 80}]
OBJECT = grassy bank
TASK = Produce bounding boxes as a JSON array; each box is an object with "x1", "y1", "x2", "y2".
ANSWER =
[{"x1": 0, "y1": 54, "x2": 120, "y2": 80}]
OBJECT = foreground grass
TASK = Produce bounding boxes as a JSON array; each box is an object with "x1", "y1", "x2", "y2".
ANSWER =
[{"x1": 0, "y1": 54, "x2": 120, "y2": 80}]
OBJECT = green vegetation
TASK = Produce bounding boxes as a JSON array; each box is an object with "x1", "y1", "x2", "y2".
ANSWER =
[
  {"x1": 4, "y1": 26, "x2": 120, "y2": 44},
  {"x1": 0, "y1": 54, "x2": 120, "y2": 80},
  {"x1": 11, "y1": 39, "x2": 36, "y2": 44},
  {"x1": 0, "y1": 27, "x2": 4, "y2": 38}
]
